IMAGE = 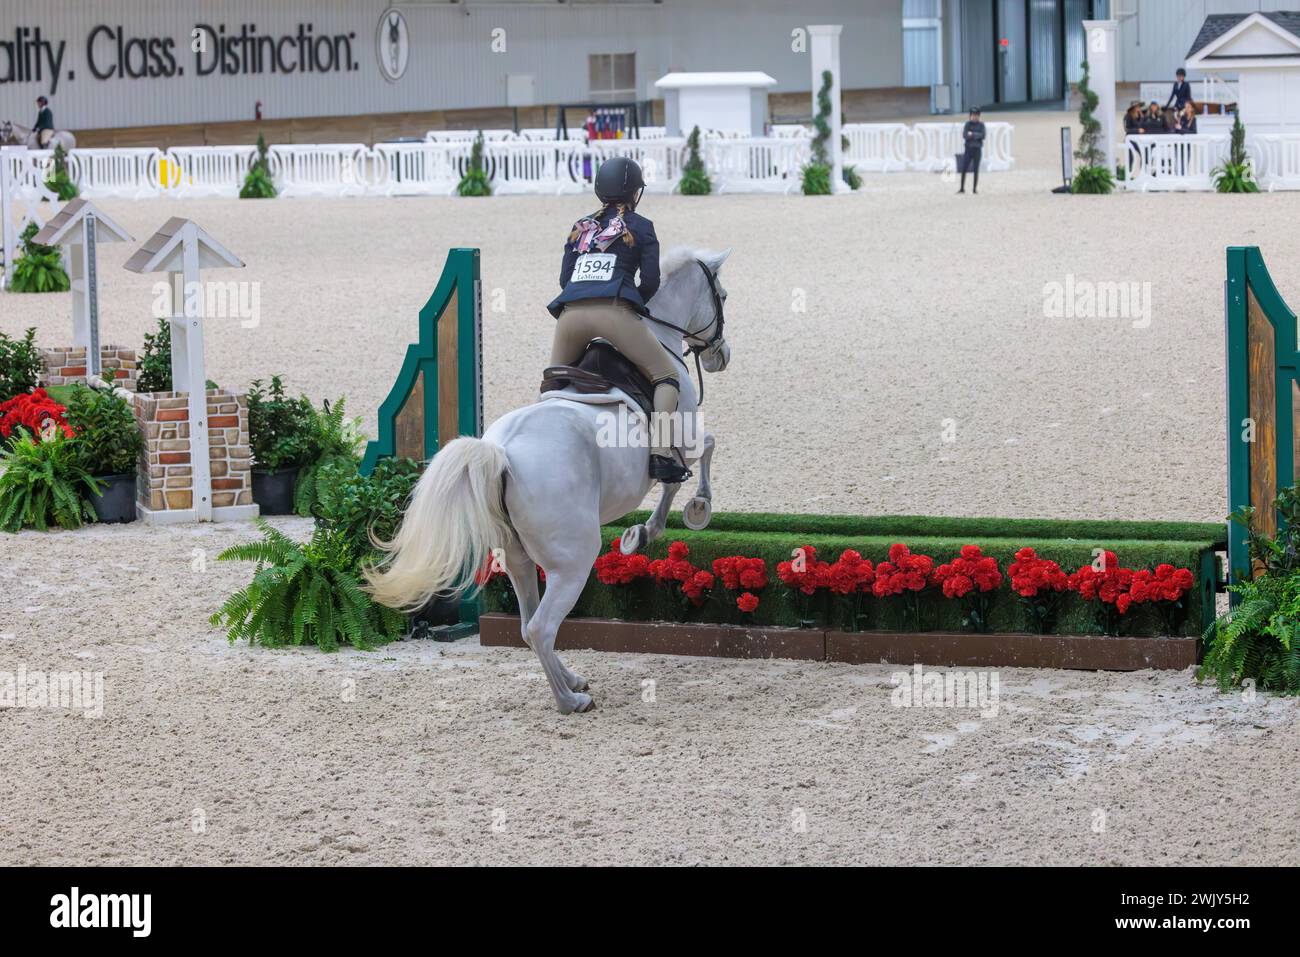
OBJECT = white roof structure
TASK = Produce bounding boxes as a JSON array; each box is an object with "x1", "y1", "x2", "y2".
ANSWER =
[
  {"x1": 32, "y1": 198, "x2": 133, "y2": 247},
  {"x1": 124, "y1": 217, "x2": 244, "y2": 274},
  {"x1": 654, "y1": 72, "x2": 776, "y2": 89},
  {"x1": 1186, "y1": 11, "x2": 1300, "y2": 71}
]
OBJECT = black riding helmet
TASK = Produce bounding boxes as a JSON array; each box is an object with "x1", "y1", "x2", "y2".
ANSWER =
[{"x1": 594, "y1": 156, "x2": 645, "y2": 208}]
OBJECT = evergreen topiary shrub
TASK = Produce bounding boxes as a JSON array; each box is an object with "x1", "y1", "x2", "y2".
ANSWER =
[{"x1": 679, "y1": 125, "x2": 712, "y2": 195}]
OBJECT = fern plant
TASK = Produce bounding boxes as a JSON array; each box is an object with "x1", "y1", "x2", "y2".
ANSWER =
[
  {"x1": 209, "y1": 520, "x2": 407, "y2": 651},
  {"x1": 801, "y1": 70, "x2": 834, "y2": 195},
  {"x1": 457, "y1": 131, "x2": 492, "y2": 197},
  {"x1": 1213, "y1": 113, "x2": 1260, "y2": 193},
  {"x1": 679, "y1": 125, "x2": 712, "y2": 195},
  {"x1": 239, "y1": 132, "x2": 278, "y2": 199},
  {"x1": 44, "y1": 143, "x2": 79, "y2": 201},
  {"x1": 293, "y1": 396, "x2": 366, "y2": 516},
  {"x1": 10, "y1": 222, "x2": 70, "y2": 293},
  {"x1": 0, "y1": 432, "x2": 100, "y2": 532},
  {"x1": 1072, "y1": 164, "x2": 1115, "y2": 194},
  {"x1": 1201, "y1": 574, "x2": 1300, "y2": 694},
  {"x1": 1200, "y1": 485, "x2": 1300, "y2": 694}
]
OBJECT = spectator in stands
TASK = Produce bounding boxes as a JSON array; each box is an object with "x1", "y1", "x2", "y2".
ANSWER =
[
  {"x1": 1164, "y1": 68, "x2": 1193, "y2": 112},
  {"x1": 1173, "y1": 101, "x2": 1198, "y2": 134},
  {"x1": 1124, "y1": 101, "x2": 1146, "y2": 135},
  {"x1": 34, "y1": 96, "x2": 54, "y2": 148},
  {"x1": 957, "y1": 106, "x2": 985, "y2": 195},
  {"x1": 1145, "y1": 102, "x2": 1168, "y2": 133}
]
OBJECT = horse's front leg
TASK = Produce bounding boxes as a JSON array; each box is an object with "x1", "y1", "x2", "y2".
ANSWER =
[
  {"x1": 620, "y1": 480, "x2": 682, "y2": 555},
  {"x1": 682, "y1": 432, "x2": 714, "y2": 530}
]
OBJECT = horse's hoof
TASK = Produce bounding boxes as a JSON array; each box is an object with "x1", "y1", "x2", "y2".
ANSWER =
[
  {"x1": 620, "y1": 525, "x2": 645, "y2": 554},
  {"x1": 682, "y1": 496, "x2": 712, "y2": 531},
  {"x1": 574, "y1": 693, "x2": 596, "y2": 714}
]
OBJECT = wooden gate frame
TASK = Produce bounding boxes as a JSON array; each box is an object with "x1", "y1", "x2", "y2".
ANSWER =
[
  {"x1": 1225, "y1": 245, "x2": 1299, "y2": 584},
  {"x1": 362, "y1": 247, "x2": 483, "y2": 629}
]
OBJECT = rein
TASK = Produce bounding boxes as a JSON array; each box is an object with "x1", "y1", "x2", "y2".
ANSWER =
[{"x1": 642, "y1": 259, "x2": 726, "y2": 406}]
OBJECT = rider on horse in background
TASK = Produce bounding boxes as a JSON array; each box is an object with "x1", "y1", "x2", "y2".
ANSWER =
[
  {"x1": 546, "y1": 157, "x2": 691, "y2": 484},
  {"x1": 34, "y1": 97, "x2": 54, "y2": 149}
]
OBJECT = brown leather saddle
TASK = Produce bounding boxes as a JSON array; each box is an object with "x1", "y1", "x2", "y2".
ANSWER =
[{"x1": 540, "y1": 339, "x2": 654, "y2": 418}]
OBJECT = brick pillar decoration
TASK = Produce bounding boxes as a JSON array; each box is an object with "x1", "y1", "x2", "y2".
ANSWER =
[
  {"x1": 41, "y1": 345, "x2": 139, "y2": 391},
  {"x1": 133, "y1": 388, "x2": 258, "y2": 524}
]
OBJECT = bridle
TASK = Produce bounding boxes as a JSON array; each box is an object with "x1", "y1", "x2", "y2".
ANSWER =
[{"x1": 642, "y1": 259, "x2": 727, "y2": 404}]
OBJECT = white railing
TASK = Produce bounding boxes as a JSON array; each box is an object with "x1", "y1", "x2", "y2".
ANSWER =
[
  {"x1": 1124, "y1": 134, "x2": 1227, "y2": 191},
  {"x1": 68, "y1": 147, "x2": 163, "y2": 199},
  {"x1": 1139, "y1": 78, "x2": 1238, "y2": 106},
  {"x1": 268, "y1": 144, "x2": 377, "y2": 197},
  {"x1": 2, "y1": 146, "x2": 58, "y2": 289},
  {"x1": 23, "y1": 124, "x2": 1018, "y2": 202},
  {"x1": 1251, "y1": 135, "x2": 1300, "y2": 190},
  {"x1": 372, "y1": 141, "x2": 464, "y2": 196},
  {"x1": 164, "y1": 146, "x2": 257, "y2": 198},
  {"x1": 843, "y1": 123, "x2": 911, "y2": 171},
  {"x1": 704, "y1": 136, "x2": 808, "y2": 193},
  {"x1": 842, "y1": 121, "x2": 1014, "y2": 172}
]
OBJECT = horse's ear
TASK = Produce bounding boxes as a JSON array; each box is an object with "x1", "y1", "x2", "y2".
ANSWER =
[{"x1": 709, "y1": 247, "x2": 734, "y2": 272}]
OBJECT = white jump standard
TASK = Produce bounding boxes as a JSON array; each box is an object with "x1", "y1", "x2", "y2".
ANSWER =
[{"x1": 124, "y1": 218, "x2": 255, "y2": 524}]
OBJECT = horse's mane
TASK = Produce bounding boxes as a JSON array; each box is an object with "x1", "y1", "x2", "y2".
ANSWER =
[{"x1": 660, "y1": 246, "x2": 720, "y2": 285}]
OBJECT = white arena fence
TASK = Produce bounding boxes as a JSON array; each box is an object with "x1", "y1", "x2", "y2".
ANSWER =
[
  {"x1": 4, "y1": 121, "x2": 1014, "y2": 202},
  {"x1": 841, "y1": 121, "x2": 1015, "y2": 172},
  {"x1": 1123, "y1": 132, "x2": 1300, "y2": 191},
  {"x1": 1, "y1": 146, "x2": 57, "y2": 289}
]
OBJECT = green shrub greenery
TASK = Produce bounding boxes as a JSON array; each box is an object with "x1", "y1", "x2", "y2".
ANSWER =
[
  {"x1": 679, "y1": 125, "x2": 712, "y2": 195},
  {"x1": 63, "y1": 382, "x2": 144, "y2": 476},
  {"x1": 248, "y1": 375, "x2": 316, "y2": 471},
  {"x1": 239, "y1": 132, "x2": 278, "y2": 199},
  {"x1": 10, "y1": 222, "x2": 70, "y2": 293},
  {"x1": 0, "y1": 327, "x2": 42, "y2": 401},
  {"x1": 456, "y1": 131, "x2": 492, "y2": 197},
  {"x1": 292, "y1": 396, "x2": 366, "y2": 516}
]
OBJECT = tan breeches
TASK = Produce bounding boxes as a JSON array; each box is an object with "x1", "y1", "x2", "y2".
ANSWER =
[{"x1": 552, "y1": 298, "x2": 681, "y2": 458}]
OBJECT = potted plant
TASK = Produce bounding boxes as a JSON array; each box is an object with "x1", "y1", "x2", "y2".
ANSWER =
[
  {"x1": 247, "y1": 375, "x2": 316, "y2": 514},
  {"x1": 64, "y1": 381, "x2": 144, "y2": 523},
  {"x1": 9, "y1": 222, "x2": 70, "y2": 293},
  {"x1": 0, "y1": 432, "x2": 99, "y2": 532}
]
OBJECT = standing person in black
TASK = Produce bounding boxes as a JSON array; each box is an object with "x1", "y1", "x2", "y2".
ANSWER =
[
  {"x1": 1164, "y1": 68, "x2": 1193, "y2": 112},
  {"x1": 958, "y1": 106, "x2": 985, "y2": 195}
]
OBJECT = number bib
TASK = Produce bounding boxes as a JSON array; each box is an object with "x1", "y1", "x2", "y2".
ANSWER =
[{"x1": 571, "y1": 253, "x2": 616, "y2": 283}]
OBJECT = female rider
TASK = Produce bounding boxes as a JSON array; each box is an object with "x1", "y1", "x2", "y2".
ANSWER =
[{"x1": 546, "y1": 156, "x2": 690, "y2": 483}]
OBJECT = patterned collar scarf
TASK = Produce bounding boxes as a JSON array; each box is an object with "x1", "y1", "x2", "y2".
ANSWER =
[{"x1": 574, "y1": 216, "x2": 626, "y2": 253}]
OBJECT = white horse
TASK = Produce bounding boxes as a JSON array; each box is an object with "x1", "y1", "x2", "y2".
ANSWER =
[
  {"x1": 367, "y1": 247, "x2": 733, "y2": 714},
  {"x1": 1, "y1": 121, "x2": 76, "y2": 152}
]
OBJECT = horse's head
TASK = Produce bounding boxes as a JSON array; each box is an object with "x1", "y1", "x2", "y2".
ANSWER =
[{"x1": 685, "y1": 247, "x2": 732, "y2": 372}]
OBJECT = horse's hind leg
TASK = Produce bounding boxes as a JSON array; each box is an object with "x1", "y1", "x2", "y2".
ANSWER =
[
  {"x1": 503, "y1": 537, "x2": 587, "y2": 693},
  {"x1": 522, "y1": 544, "x2": 598, "y2": 715}
]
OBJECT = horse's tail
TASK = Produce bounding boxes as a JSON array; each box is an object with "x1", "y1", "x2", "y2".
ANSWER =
[{"x1": 363, "y1": 437, "x2": 512, "y2": 612}]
